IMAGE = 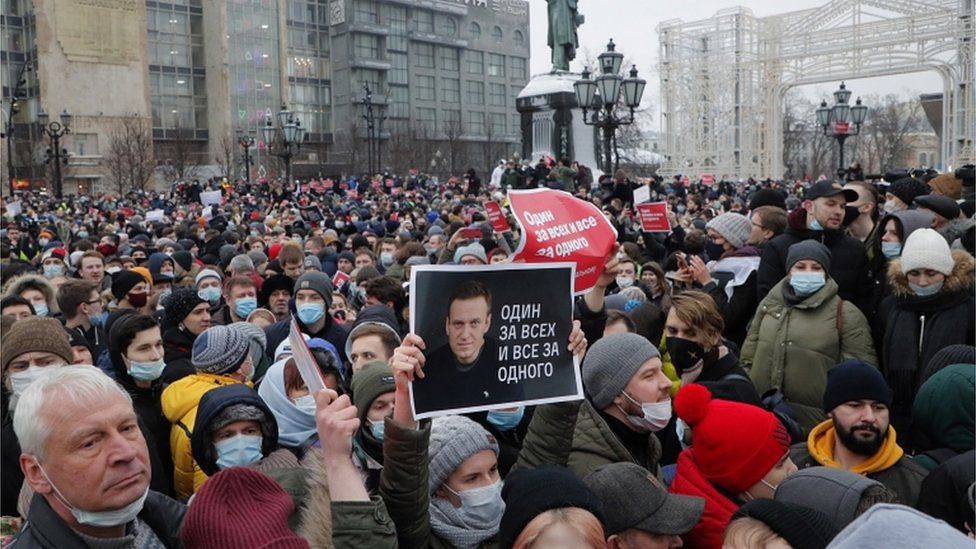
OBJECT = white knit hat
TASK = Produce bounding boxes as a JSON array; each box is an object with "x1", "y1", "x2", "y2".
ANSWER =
[
  {"x1": 900, "y1": 228, "x2": 954, "y2": 275},
  {"x1": 705, "y1": 213, "x2": 751, "y2": 249}
]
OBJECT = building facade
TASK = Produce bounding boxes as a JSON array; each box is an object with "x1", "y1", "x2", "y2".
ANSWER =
[{"x1": 1, "y1": 0, "x2": 529, "y2": 195}]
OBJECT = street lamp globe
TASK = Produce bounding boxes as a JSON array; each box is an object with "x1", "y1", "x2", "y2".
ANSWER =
[
  {"x1": 573, "y1": 67, "x2": 597, "y2": 110},
  {"x1": 276, "y1": 105, "x2": 291, "y2": 128},
  {"x1": 38, "y1": 109, "x2": 49, "y2": 126},
  {"x1": 598, "y1": 39, "x2": 623, "y2": 76},
  {"x1": 833, "y1": 82, "x2": 852, "y2": 106},
  {"x1": 596, "y1": 73, "x2": 621, "y2": 107},
  {"x1": 283, "y1": 120, "x2": 298, "y2": 144},
  {"x1": 59, "y1": 110, "x2": 72, "y2": 128},
  {"x1": 851, "y1": 97, "x2": 868, "y2": 125},
  {"x1": 816, "y1": 100, "x2": 831, "y2": 127},
  {"x1": 261, "y1": 118, "x2": 275, "y2": 145},
  {"x1": 294, "y1": 119, "x2": 306, "y2": 144},
  {"x1": 622, "y1": 65, "x2": 646, "y2": 108}
]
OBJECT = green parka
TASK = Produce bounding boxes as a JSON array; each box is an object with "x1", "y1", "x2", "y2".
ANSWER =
[
  {"x1": 741, "y1": 277, "x2": 877, "y2": 433},
  {"x1": 567, "y1": 400, "x2": 663, "y2": 479}
]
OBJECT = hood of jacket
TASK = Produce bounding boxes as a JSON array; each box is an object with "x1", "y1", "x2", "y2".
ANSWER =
[
  {"x1": 669, "y1": 449, "x2": 740, "y2": 549},
  {"x1": 161, "y1": 372, "x2": 240, "y2": 424},
  {"x1": 938, "y1": 216, "x2": 975, "y2": 245},
  {"x1": 146, "y1": 252, "x2": 170, "y2": 276},
  {"x1": 880, "y1": 210, "x2": 936, "y2": 243},
  {"x1": 886, "y1": 249, "x2": 975, "y2": 298},
  {"x1": 911, "y1": 364, "x2": 975, "y2": 454},
  {"x1": 806, "y1": 419, "x2": 904, "y2": 475},
  {"x1": 5, "y1": 274, "x2": 59, "y2": 315},
  {"x1": 191, "y1": 383, "x2": 279, "y2": 476}
]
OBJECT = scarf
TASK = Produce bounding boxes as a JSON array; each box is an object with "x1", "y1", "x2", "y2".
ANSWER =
[
  {"x1": 709, "y1": 256, "x2": 761, "y2": 300},
  {"x1": 429, "y1": 496, "x2": 499, "y2": 549},
  {"x1": 807, "y1": 419, "x2": 904, "y2": 475},
  {"x1": 257, "y1": 359, "x2": 318, "y2": 448}
]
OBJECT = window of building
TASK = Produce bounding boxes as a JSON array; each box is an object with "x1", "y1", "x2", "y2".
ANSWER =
[
  {"x1": 491, "y1": 26, "x2": 503, "y2": 43},
  {"x1": 438, "y1": 47, "x2": 459, "y2": 72},
  {"x1": 466, "y1": 111, "x2": 485, "y2": 135},
  {"x1": 466, "y1": 50, "x2": 483, "y2": 74},
  {"x1": 73, "y1": 134, "x2": 97, "y2": 156},
  {"x1": 416, "y1": 75, "x2": 435, "y2": 101},
  {"x1": 469, "y1": 22, "x2": 481, "y2": 38},
  {"x1": 439, "y1": 15, "x2": 457, "y2": 36},
  {"x1": 442, "y1": 78, "x2": 460, "y2": 103},
  {"x1": 389, "y1": 86, "x2": 409, "y2": 118},
  {"x1": 387, "y1": 5, "x2": 408, "y2": 51},
  {"x1": 414, "y1": 43, "x2": 434, "y2": 68},
  {"x1": 510, "y1": 57, "x2": 527, "y2": 80},
  {"x1": 417, "y1": 107, "x2": 436, "y2": 129},
  {"x1": 353, "y1": 33, "x2": 379, "y2": 59},
  {"x1": 513, "y1": 29, "x2": 524, "y2": 45},
  {"x1": 489, "y1": 113, "x2": 505, "y2": 135},
  {"x1": 413, "y1": 9, "x2": 434, "y2": 33},
  {"x1": 511, "y1": 114, "x2": 521, "y2": 136},
  {"x1": 467, "y1": 81, "x2": 484, "y2": 105},
  {"x1": 488, "y1": 53, "x2": 505, "y2": 77},
  {"x1": 489, "y1": 83, "x2": 505, "y2": 106},
  {"x1": 389, "y1": 52, "x2": 408, "y2": 85},
  {"x1": 352, "y1": 69, "x2": 383, "y2": 95},
  {"x1": 354, "y1": 0, "x2": 378, "y2": 23}
]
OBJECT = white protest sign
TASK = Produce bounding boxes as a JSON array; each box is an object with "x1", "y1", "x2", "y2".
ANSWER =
[
  {"x1": 146, "y1": 209, "x2": 165, "y2": 222},
  {"x1": 202, "y1": 206, "x2": 213, "y2": 221},
  {"x1": 633, "y1": 185, "x2": 650, "y2": 205},
  {"x1": 200, "y1": 190, "x2": 222, "y2": 206},
  {"x1": 5, "y1": 201, "x2": 22, "y2": 217},
  {"x1": 289, "y1": 319, "x2": 326, "y2": 394}
]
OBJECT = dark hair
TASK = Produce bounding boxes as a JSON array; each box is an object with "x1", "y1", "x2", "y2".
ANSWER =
[
  {"x1": 606, "y1": 310, "x2": 635, "y2": 333},
  {"x1": 854, "y1": 484, "x2": 900, "y2": 518},
  {"x1": 752, "y1": 206, "x2": 788, "y2": 237},
  {"x1": 628, "y1": 303, "x2": 666, "y2": 344},
  {"x1": 449, "y1": 280, "x2": 492, "y2": 311},
  {"x1": 56, "y1": 279, "x2": 100, "y2": 319},
  {"x1": 277, "y1": 242, "x2": 304, "y2": 266},
  {"x1": 365, "y1": 276, "x2": 406, "y2": 311},
  {"x1": 108, "y1": 313, "x2": 160, "y2": 378},
  {"x1": 0, "y1": 295, "x2": 34, "y2": 315}
]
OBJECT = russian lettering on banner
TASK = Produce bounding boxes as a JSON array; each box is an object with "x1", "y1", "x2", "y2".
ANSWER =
[
  {"x1": 508, "y1": 188, "x2": 617, "y2": 295},
  {"x1": 484, "y1": 201, "x2": 510, "y2": 232},
  {"x1": 636, "y1": 202, "x2": 671, "y2": 232}
]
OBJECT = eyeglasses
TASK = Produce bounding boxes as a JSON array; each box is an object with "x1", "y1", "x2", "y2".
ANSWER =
[{"x1": 85, "y1": 299, "x2": 101, "y2": 305}]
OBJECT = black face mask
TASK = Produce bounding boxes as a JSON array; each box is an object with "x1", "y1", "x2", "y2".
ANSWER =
[
  {"x1": 842, "y1": 205, "x2": 860, "y2": 226},
  {"x1": 705, "y1": 242, "x2": 726, "y2": 261},
  {"x1": 666, "y1": 336, "x2": 706, "y2": 375}
]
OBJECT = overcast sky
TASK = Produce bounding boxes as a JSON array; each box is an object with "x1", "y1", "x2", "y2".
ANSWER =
[{"x1": 527, "y1": 0, "x2": 943, "y2": 115}]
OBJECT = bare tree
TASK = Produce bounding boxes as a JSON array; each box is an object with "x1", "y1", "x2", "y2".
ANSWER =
[
  {"x1": 103, "y1": 116, "x2": 155, "y2": 194},
  {"x1": 156, "y1": 124, "x2": 201, "y2": 182},
  {"x1": 859, "y1": 94, "x2": 923, "y2": 175},
  {"x1": 441, "y1": 111, "x2": 464, "y2": 175},
  {"x1": 216, "y1": 132, "x2": 235, "y2": 180}
]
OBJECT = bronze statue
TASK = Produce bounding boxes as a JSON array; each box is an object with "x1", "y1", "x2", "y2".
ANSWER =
[{"x1": 547, "y1": 0, "x2": 583, "y2": 72}]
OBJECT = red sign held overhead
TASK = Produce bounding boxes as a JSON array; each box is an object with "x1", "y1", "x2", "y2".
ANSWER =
[
  {"x1": 701, "y1": 174, "x2": 715, "y2": 186},
  {"x1": 323, "y1": 178, "x2": 334, "y2": 189},
  {"x1": 484, "y1": 201, "x2": 510, "y2": 233},
  {"x1": 332, "y1": 270, "x2": 350, "y2": 289},
  {"x1": 508, "y1": 188, "x2": 618, "y2": 295},
  {"x1": 834, "y1": 121, "x2": 850, "y2": 134},
  {"x1": 636, "y1": 202, "x2": 672, "y2": 233}
]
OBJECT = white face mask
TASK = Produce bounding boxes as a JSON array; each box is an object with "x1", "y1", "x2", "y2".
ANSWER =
[
  {"x1": 619, "y1": 392, "x2": 672, "y2": 432},
  {"x1": 445, "y1": 480, "x2": 505, "y2": 529},
  {"x1": 9, "y1": 367, "x2": 47, "y2": 396},
  {"x1": 293, "y1": 394, "x2": 317, "y2": 415},
  {"x1": 616, "y1": 276, "x2": 634, "y2": 289},
  {"x1": 37, "y1": 459, "x2": 148, "y2": 526}
]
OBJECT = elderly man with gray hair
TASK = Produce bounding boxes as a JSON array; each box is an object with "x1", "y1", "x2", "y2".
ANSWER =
[{"x1": 12, "y1": 366, "x2": 185, "y2": 546}]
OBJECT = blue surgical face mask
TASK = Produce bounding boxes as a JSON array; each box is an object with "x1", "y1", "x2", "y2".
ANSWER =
[
  {"x1": 297, "y1": 302, "x2": 325, "y2": 324},
  {"x1": 198, "y1": 286, "x2": 221, "y2": 305},
  {"x1": 809, "y1": 218, "x2": 825, "y2": 231},
  {"x1": 370, "y1": 419, "x2": 385, "y2": 440},
  {"x1": 32, "y1": 302, "x2": 49, "y2": 317},
  {"x1": 790, "y1": 271, "x2": 826, "y2": 296},
  {"x1": 293, "y1": 394, "x2": 317, "y2": 416},
  {"x1": 214, "y1": 434, "x2": 263, "y2": 470},
  {"x1": 486, "y1": 407, "x2": 525, "y2": 431},
  {"x1": 444, "y1": 480, "x2": 505, "y2": 529},
  {"x1": 90, "y1": 311, "x2": 108, "y2": 328},
  {"x1": 234, "y1": 297, "x2": 258, "y2": 319},
  {"x1": 43, "y1": 264, "x2": 64, "y2": 278},
  {"x1": 380, "y1": 251, "x2": 394, "y2": 268},
  {"x1": 881, "y1": 241, "x2": 902, "y2": 259},
  {"x1": 126, "y1": 357, "x2": 166, "y2": 382},
  {"x1": 77, "y1": 231, "x2": 89, "y2": 239},
  {"x1": 909, "y1": 281, "x2": 943, "y2": 297}
]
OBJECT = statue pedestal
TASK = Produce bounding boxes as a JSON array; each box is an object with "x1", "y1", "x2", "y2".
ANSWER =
[{"x1": 516, "y1": 71, "x2": 602, "y2": 178}]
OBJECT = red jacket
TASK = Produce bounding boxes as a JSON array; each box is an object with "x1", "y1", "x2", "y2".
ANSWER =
[{"x1": 669, "y1": 449, "x2": 740, "y2": 548}]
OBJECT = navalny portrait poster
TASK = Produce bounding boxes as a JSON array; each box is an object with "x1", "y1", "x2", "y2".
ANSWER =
[{"x1": 408, "y1": 263, "x2": 582, "y2": 419}]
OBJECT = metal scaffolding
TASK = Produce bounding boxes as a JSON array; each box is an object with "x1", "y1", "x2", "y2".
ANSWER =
[{"x1": 657, "y1": 0, "x2": 975, "y2": 179}]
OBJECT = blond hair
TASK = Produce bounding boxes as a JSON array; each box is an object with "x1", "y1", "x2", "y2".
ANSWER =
[{"x1": 513, "y1": 508, "x2": 607, "y2": 549}]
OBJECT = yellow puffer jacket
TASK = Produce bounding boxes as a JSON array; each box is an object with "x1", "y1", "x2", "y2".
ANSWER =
[{"x1": 160, "y1": 372, "x2": 247, "y2": 499}]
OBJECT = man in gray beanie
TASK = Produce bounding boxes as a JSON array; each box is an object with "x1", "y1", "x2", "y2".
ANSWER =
[
  {"x1": 570, "y1": 332, "x2": 673, "y2": 478},
  {"x1": 263, "y1": 270, "x2": 349, "y2": 364}
]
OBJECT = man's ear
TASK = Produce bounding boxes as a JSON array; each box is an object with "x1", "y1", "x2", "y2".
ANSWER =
[
  {"x1": 803, "y1": 199, "x2": 815, "y2": 214},
  {"x1": 20, "y1": 454, "x2": 52, "y2": 495}
]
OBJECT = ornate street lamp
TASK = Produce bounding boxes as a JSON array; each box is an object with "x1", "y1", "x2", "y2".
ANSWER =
[
  {"x1": 237, "y1": 130, "x2": 255, "y2": 182},
  {"x1": 817, "y1": 82, "x2": 869, "y2": 178},
  {"x1": 263, "y1": 104, "x2": 305, "y2": 189},
  {"x1": 39, "y1": 108, "x2": 72, "y2": 198}
]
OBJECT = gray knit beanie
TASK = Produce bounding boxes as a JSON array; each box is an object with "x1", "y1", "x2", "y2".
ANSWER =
[
  {"x1": 428, "y1": 415, "x2": 499, "y2": 494},
  {"x1": 582, "y1": 333, "x2": 661, "y2": 409},
  {"x1": 192, "y1": 325, "x2": 250, "y2": 374},
  {"x1": 294, "y1": 271, "x2": 333, "y2": 308},
  {"x1": 211, "y1": 403, "x2": 267, "y2": 434},
  {"x1": 786, "y1": 240, "x2": 832, "y2": 272},
  {"x1": 705, "y1": 213, "x2": 751, "y2": 249},
  {"x1": 228, "y1": 254, "x2": 254, "y2": 273}
]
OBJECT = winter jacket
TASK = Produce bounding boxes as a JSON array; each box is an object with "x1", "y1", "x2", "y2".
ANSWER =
[
  {"x1": 741, "y1": 277, "x2": 877, "y2": 433},
  {"x1": 878, "y1": 250, "x2": 975, "y2": 446},
  {"x1": 161, "y1": 326, "x2": 197, "y2": 386},
  {"x1": 757, "y1": 208, "x2": 872, "y2": 313},
  {"x1": 701, "y1": 249, "x2": 761, "y2": 348},
  {"x1": 669, "y1": 449, "x2": 740, "y2": 549},
  {"x1": 910, "y1": 364, "x2": 975, "y2": 471},
  {"x1": 916, "y1": 450, "x2": 975, "y2": 534},
  {"x1": 0, "y1": 419, "x2": 22, "y2": 516},
  {"x1": 379, "y1": 401, "x2": 581, "y2": 549},
  {"x1": 160, "y1": 372, "x2": 245, "y2": 499},
  {"x1": 10, "y1": 491, "x2": 185, "y2": 549},
  {"x1": 791, "y1": 420, "x2": 928, "y2": 507},
  {"x1": 567, "y1": 399, "x2": 663, "y2": 479}
]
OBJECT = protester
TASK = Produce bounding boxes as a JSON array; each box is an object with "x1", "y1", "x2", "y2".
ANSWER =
[
  {"x1": 825, "y1": 503, "x2": 972, "y2": 548},
  {"x1": 161, "y1": 288, "x2": 212, "y2": 384},
  {"x1": 56, "y1": 278, "x2": 107, "y2": 360},
  {"x1": 2, "y1": 274, "x2": 58, "y2": 318},
  {"x1": 774, "y1": 466, "x2": 898, "y2": 530},
  {"x1": 724, "y1": 499, "x2": 838, "y2": 549},
  {"x1": 265, "y1": 271, "x2": 348, "y2": 363},
  {"x1": 345, "y1": 304, "x2": 402, "y2": 374},
  {"x1": 910, "y1": 364, "x2": 974, "y2": 471},
  {"x1": 350, "y1": 360, "x2": 397, "y2": 492}
]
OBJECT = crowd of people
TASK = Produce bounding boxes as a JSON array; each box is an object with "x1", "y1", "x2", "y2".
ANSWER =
[{"x1": 0, "y1": 161, "x2": 973, "y2": 548}]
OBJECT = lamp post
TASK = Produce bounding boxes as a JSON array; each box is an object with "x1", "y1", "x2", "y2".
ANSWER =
[
  {"x1": 38, "y1": 109, "x2": 72, "y2": 198},
  {"x1": 237, "y1": 131, "x2": 255, "y2": 182},
  {"x1": 360, "y1": 83, "x2": 386, "y2": 176},
  {"x1": 574, "y1": 39, "x2": 645, "y2": 174},
  {"x1": 3, "y1": 62, "x2": 32, "y2": 195},
  {"x1": 816, "y1": 82, "x2": 868, "y2": 179},
  {"x1": 261, "y1": 105, "x2": 305, "y2": 191}
]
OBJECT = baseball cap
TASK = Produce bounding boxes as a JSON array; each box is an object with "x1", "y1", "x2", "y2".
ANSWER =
[
  {"x1": 584, "y1": 462, "x2": 704, "y2": 536},
  {"x1": 805, "y1": 181, "x2": 858, "y2": 202}
]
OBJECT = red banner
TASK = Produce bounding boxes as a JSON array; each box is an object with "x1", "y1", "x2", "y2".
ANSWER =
[
  {"x1": 484, "y1": 201, "x2": 510, "y2": 232},
  {"x1": 509, "y1": 189, "x2": 617, "y2": 295},
  {"x1": 834, "y1": 121, "x2": 850, "y2": 134},
  {"x1": 636, "y1": 202, "x2": 671, "y2": 232},
  {"x1": 332, "y1": 270, "x2": 350, "y2": 288},
  {"x1": 702, "y1": 174, "x2": 715, "y2": 186},
  {"x1": 348, "y1": 189, "x2": 358, "y2": 199},
  {"x1": 324, "y1": 178, "x2": 334, "y2": 189}
]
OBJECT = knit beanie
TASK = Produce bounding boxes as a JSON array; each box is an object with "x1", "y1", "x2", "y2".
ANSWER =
[
  {"x1": 674, "y1": 383, "x2": 790, "y2": 494},
  {"x1": 248, "y1": 250, "x2": 269, "y2": 268},
  {"x1": 786, "y1": 240, "x2": 832, "y2": 272},
  {"x1": 497, "y1": 465, "x2": 605, "y2": 548},
  {"x1": 732, "y1": 499, "x2": 839, "y2": 549},
  {"x1": 180, "y1": 467, "x2": 309, "y2": 549},
  {"x1": 164, "y1": 288, "x2": 208, "y2": 327},
  {"x1": 303, "y1": 254, "x2": 322, "y2": 271},
  {"x1": 899, "y1": 228, "x2": 954, "y2": 275},
  {"x1": 351, "y1": 361, "x2": 396, "y2": 424},
  {"x1": 749, "y1": 188, "x2": 787, "y2": 211},
  {"x1": 453, "y1": 242, "x2": 487, "y2": 264},
  {"x1": 111, "y1": 270, "x2": 145, "y2": 301},
  {"x1": 172, "y1": 250, "x2": 194, "y2": 271},
  {"x1": 919, "y1": 344, "x2": 976, "y2": 385},
  {"x1": 428, "y1": 415, "x2": 499, "y2": 494},
  {"x1": 196, "y1": 269, "x2": 223, "y2": 286},
  {"x1": 927, "y1": 173, "x2": 963, "y2": 200},
  {"x1": 887, "y1": 177, "x2": 929, "y2": 206},
  {"x1": 294, "y1": 271, "x2": 333, "y2": 308},
  {"x1": 130, "y1": 267, "x2": 153, "y2": 288},
  {"x1": 826, "y1": 503, "x2": 972, "y2": 548},
  {"x1": 583, "y1": 333, "x2": 661, "y2": 409},
  {"x1": 775, "y1": 467, "x2": 884, "y2": 530},
  {"x1": 1, "y1": 317, "x2": 73, "y2": 373},
  {"x1": 822, "y1": 359, "x2": 891, "y2": 413},
  {"x1": 192, "y1": 325, "x2": 250, "y2": 375},
  {"x1": 228, "y1": 254, "x2": 254, "y2": 273},
  {"x1": 705, "y1": 213, "x2": 751, "y2": 249}
]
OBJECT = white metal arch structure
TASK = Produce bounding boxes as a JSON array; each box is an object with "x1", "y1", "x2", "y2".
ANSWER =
[{"x1": 657, "y1": 0, "x2": 974, "y2": 179}]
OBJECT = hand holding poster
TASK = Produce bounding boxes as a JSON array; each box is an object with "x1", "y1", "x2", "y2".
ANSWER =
[
  {"x1": 289, "y1": 319, "x2": 326, "y2": 393},
  {"x1": 200, "y1": 190, "x2": 222, "y2": 206},
  {"x1": 408, "y1": 263, "x2": 582, "y2": 419},
  {"x1": 636, "y1": 202, "x2": 671, "y2": 232},
  {"x1": 484, "y1": 201, "x2": 510, "y2": 232},
  {"x1": 508, "y1": 188, "x2": 617, "y2": 295},
  {"x1": 146, "y1": 209, "x2": 165, "y2": 223}
]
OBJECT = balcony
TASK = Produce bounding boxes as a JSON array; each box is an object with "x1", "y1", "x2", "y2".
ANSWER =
[
  {"x1": 348, "y1": 56, "x2": 392, "y2": 70},
  {"x1": 347, "y1": 21, "x2": 389, "y2": 35},
  {"x1": 408, "y1": 30, "x2": 468, "y2": 49}
]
